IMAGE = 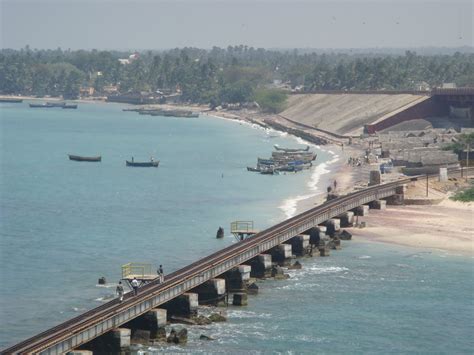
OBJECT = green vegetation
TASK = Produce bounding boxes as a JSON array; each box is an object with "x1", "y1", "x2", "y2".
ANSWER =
[
  {"x1": 254, "y1": 89, "x2": 288, "y2": 113},
  {"x1": 443, "y1": 133, "x2": 474, "y2": 153},
  {"x1": 1, "y1": 46, "x2": 473, "y2": 106},
  {"x1": 450, "y1": 184, "x2": 474, "y2": 202}
]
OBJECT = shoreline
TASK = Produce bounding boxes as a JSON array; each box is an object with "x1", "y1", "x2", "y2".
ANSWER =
[{"x1": 3, "y1": 95, "x2": 472, "y2": 256}]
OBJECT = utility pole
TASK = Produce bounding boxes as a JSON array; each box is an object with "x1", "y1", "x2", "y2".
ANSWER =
[
  {"x1": 426, "y1": 173, "x2": 429, "y2": 197},
  {"x1": 466, "y1": 143, "x2": 470, "y2": 181}
]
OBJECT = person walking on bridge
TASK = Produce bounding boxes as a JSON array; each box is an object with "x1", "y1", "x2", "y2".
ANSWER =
[
  {"x1": 116, "y1": 281, "x2": 124, "y2": 302},
  {"x1": 158, "y1": 265, "x2": 164, "y2": 283},
  {"x1": 131, "y1": 277, "x2": 139, "y2": 296}
]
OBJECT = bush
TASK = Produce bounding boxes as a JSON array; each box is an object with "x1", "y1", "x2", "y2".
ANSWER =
[
  {"x1": 450, "y1": 185, "x2": 474, "y2": 202},
  {"x1": 254, "y1": 89, "x2": 288, "y2": 113}
]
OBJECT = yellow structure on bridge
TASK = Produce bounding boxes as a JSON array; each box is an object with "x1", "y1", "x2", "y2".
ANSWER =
[{"x1": 231, "y1": 221, "x2": 258, "y2": 241}]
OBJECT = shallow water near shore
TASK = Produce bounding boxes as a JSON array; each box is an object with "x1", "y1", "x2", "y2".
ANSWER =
[
  {"x1": 1, "y1": 102, "x2": 473, "y2": 353},
  {"x1": 0, "y1": 101, "x2": 331, "y2": 347}
]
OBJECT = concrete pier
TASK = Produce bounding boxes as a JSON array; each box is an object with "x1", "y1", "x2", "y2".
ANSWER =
[
  {"x1": 338, "y1": 211, "x2": 355, "y2": 227},
  {"x1": 322, "y1": 218, "x2": 340, "y2": 237},
  {"x1": 223, "y1": 266, "x2": 251, "y2": 292},
  {"x1": 81, "y1": 328, "x2": 130, "y2": 353},
  {"x1": 352, "y1": 205, "x2": 369, "y2": 216},
  {"x1": 369, "y1": 199, "x2": 387, "y2": 210},
  {"x1": 192, "y1": 278, "x2": 226, "y2": 305},
  {"x1": 318, "y1": 240, "x2": 330, "y2": 256},
  {"x1": 232, "y1": 293, "x2": 248, "y2": 306},
  {"x1": 284, "y1": 234, "x2": 310, "y2": 256},
  {"x1": 268, "y1": 244, "x2": 294, "y2": 266},
  {"x1": 249, "y1": 254, "x2": 272, "y2": 278},
  {"x1": 125, "y1": 308, "x2": 167, "y2": 342},
  {"x1": 163, "y1": 293, "x2": 198, "y2": 319}
]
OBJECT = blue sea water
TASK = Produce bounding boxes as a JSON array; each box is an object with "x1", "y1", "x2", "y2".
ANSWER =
[{"x1": 0, "y1": 102, "x2": 473, "y2": 353}]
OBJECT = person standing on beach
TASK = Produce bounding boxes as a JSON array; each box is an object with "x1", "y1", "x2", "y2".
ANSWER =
[
  {"x1": 131, "y1": 277, "x2": 139, "y2": 296},
  {"x1": 116, "y1": 281, "x2": 124, "y2": 302},
  {"x1": 334, "y1": 180, "x2": 337, "y2": 190}
]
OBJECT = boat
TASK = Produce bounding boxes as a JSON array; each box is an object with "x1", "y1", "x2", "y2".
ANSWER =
[
  {"x1": 46, "y1": 102, "x2": 66, "y2": 107},
  {"x1": 274, "y1": 145, "x2": 310, "y2": 152},
  {"x1": 68, "y1": 154, "x2": 101, "y2": 162},
  {"x1": 62, "y1": 104, "x2": 78, "y2": 109},
  {"x1": 247, "y1": 167, "x2": 260, "y2": 172},
  {"x1": 0, "y1": 98, "x2": 23, "y2": 103},
  {"x1": 260, "y1": 166, "x2": 276, "y2": 175},
  {"x1": 29, "y1": 103, "x2": 54, "y2": 108},
  {"x1": 126, "y1": 159, "x2": 159, "y2": 167},
  {"x1": 257, "y1": 158, "x2": 274, "y2": 166}
]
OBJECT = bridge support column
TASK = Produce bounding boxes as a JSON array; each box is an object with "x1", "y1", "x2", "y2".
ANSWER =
[
  {"x1": 318, "y1": 240, "x2": 330, "y2": 256},
  {"x1": 322, "y1": 218, "x2": 340, "y2": 237},
  {"x1": 352, "y1": 205, "x2": 369, "y2": 216},
  {"x1": 338, "y1": 211, "x2": 354, "y2": 227},
  {"x1": 192, "y1": 278, "x2": 226, "y2": 305},
  {"x1": 369, "y1": 200, "x2": 386, "y2": 210},
  {"x1": 163, "y1": 293, "x2": 198, "y2": 319},
  {"x1": 385, "y1": 185, "x2": 406, "y2": 205},
  {"x1": 223, "y1": 265, "x2": 251, "y2": 292},
  {"x1": 125, "y1": 309, "x2": 167, "y2": 343},
  {"x1": 81, "y1": 328, "x2": 130, "y2": 353},
  {"x1": 232, "y1": 292, "x2": 248, "y2": 306},
  {"x1": 269, "y1": 244, "x2": 294, "y2": 266},
  {"x1": 249, "y1": 254, "x2": 272, "y2": 278},
  {"x1": 284, "y1": 235, "x2": 310, "y2": 256}
]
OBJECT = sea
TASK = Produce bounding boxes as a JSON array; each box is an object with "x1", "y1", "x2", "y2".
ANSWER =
[{"x1": 0, "y1": 101, "x2": 472, "y2": 353}]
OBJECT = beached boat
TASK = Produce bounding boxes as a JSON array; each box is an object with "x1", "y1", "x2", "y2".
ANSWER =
[
  {"x1": 62, "y1": 104, "x2": 78, "y2": 109},
  {"x1": 274, "y1": 145, "x2": 310, "y2": 152},
  {"x1": 126, "y1": 159, "x2": 159, "y2": 167},
  {"x1": 68, "y1": 154, "x2": 101, "y2": 162},
  {"x1": 0, "y1": 98, "x2": 23, "y2": 103}
]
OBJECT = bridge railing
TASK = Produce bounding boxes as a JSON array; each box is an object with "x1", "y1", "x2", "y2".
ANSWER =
[{"x1": 121, "y1": 263, "x2": 153, "y2": 279}]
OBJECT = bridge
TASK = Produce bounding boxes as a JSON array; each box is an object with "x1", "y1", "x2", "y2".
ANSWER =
[{"x1": 1, "y1": 174, "x2": 447, "y2": 354}]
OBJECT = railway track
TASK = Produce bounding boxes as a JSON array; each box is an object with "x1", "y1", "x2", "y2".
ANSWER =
[{"x1": 4, "y1": 168, "x2": 471, "y2": 354}]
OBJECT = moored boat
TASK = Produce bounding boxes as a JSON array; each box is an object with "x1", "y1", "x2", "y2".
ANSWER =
[
  {"x1": 30, "y1": 103, "x2": 54, "y2": 108},
  {"x1": 46, "y1": 102, "x2": 66, "y2": 107},
  {"x1": 0, "y1": 98, "x2": 23, "y2": 103},
  {"x1": 247, "y1": 166, "x2": 260, "y2": 172},
  {"x1": 126, "y1": 158, "x2": 159, "y2": 167},
  {"x1": 68, "y1": 154, "x2": 102, "y2": 162},
  {"x1": 274, "y1": 145, "x2": 310, "y2": 152},
  {"x1": 62, "y1": 104, "x2": 78, "y2": 109}
]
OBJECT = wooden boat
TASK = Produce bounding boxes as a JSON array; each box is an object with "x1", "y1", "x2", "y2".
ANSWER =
[
  {"x1": 247, "y1": 167, "x2": 260, "y2": 172},
  {"x1": 0, "y1": 98, "x2": 23, "y2": 103},
  {"x1": 68, "y1": 154, "x2": 102, "y2": 162},
  {"x1": 30, "y1": 103, "x2": 54, "y2": 108},
  {"x1": 274, "y1": 145, "x2": 310, "y2": 152},
  {"x1": 46, "y1": 102, "x2": 66, "y2": 107},
  {"x1": 257, "y1": 158, "x2": 274, "y2": 166},
  {"x1": 126, "y1": 159, "x2": 159, "y2": 167},
  {"x1": 62, "y1": 104, "x2": 78, "y2": 109}
]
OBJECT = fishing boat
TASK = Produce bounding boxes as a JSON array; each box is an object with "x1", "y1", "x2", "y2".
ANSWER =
[
  {"x1": 46, "y1": 102, "x2": 66, "y2": 107},
  {"x1": 126, "y1": 158, "x2": 159, "y2": 167},
  {"x1": 260, "y1": 166, "x2": 276, "y2": 175},
  {"x1": 29, "y1": 103, "x2": 54, "y2": 108},
  {"x1": 62, "y1": 104, "x2": 78, "y2": 109},
  {"x1": 68, "y1": 154, "x2": 102, "y2": 162},
  {"x1": 247, "y1": 167, "x2": 260, "y2": 172},
  {"x1": 274, "y1": 145, "x2": 310, "y2": 152},
  {"x1": 257, "y1": 158, "x2": 274, "y2": 166},
  {"x1": 0, "y1": 98, "x2": 23, "y2": 103}
]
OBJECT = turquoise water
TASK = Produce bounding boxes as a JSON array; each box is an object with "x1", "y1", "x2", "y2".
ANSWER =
[
  {"x1": 1, "y1": 102, "x2": 473, "y2": 353},
  {"x1": 0, "y1": 101, "x2": 331, "y2": 348}
]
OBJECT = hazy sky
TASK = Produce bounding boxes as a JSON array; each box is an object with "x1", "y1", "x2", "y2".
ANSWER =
[{"x1": 1, "y1": 0, "x2": 472, "y2": 50}]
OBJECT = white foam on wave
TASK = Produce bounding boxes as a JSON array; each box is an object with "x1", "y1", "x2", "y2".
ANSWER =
[{"x1": 358, "y1": 255, "x2": 372, "y2": 259}]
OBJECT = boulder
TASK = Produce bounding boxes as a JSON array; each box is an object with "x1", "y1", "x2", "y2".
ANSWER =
[
  {"x1": 176, "y1": 328, "x2": 188, "y2": 344},
  {"x1": 131, "y1": 329, "x2": 150, "y2": 344},
  {"x1": 200, "y1": 334, "x2": 215, "y2": 341},
  {"x1": 208, "y1": 313, "x2": 227, "y2": 322},
  {"x1": 166, "y1": 329, "x2": 177, "y2": 343},
  {"x1": 339, "y1": 230, "x2": 352, "y2": 240},
  {"x1": 193, "y1": 315, "x2": 212, "y2": 325},
  {"x1": 247, "y1": 282, "x2": 259, "y2": 295},
  {"x1": 287, "y1": 261, "x2": 302, "y2": 270}
]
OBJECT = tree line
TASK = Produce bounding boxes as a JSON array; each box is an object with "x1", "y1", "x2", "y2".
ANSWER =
[{"x1": 0, "y1": 46, "x2": 473, "y2": 111}]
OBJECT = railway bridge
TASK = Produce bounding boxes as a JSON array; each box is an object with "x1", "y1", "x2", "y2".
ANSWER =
[{"x1": 3, "y1": 177, "x2": 420, "y2": 354}]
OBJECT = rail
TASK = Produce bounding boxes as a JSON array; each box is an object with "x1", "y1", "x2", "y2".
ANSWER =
[{"x1": 3, "y1": 168, "x2": 471, "y2": 354}]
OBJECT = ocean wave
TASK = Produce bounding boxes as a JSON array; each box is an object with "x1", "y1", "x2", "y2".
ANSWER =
[
  {"x1": 358, "y1": 255, "x2": 372, "y2": 259},
  {"x1": 279, "y1": 193, "x2": 318, "y2": 219},
  {"x1": 226, "y1": 310, "x2": 272, "y2": 319}
]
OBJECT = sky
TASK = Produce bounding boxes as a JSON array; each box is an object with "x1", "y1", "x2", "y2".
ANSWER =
[{"x1": 0, "y1": 0, "x2": 472, "y2": 50}]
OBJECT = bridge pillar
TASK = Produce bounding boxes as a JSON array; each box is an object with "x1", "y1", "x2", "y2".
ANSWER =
[
  {"x1": 269, "y1": 244, "x2": 294, "y2": 266},
  {"x1": 384, "y1": 185, "x2": 405, "y2": 205},
  {"x1": 80, "y1": 328, "x2": 130, "y2": 353},
  {"x1": 124, "y1": 308, "x2": 167, "y2": 342},
  {"x1": 369, "y1": 200, "x2": 387, "y2": 210},
  {"x1": 322, "y1": 218, "x2": 340, "y2": 237},
  {"x1": 192, "y1": 278, "x2": 226, "y2": 305},
  {"x1": 248, "y1": 254, "x2": 272, "y2": 278},
  {"x1": 284, "y1": 235, "x2": 310, "y2": 256},
  {"x1": 232, "y1": 292, "x2": 248, "y2": 306},
  {"x1": 338, "y1": 211, "x2": 355, "y2": 227},
  {"x1": 223, "y1": 265, "x2": 251, "y2": 292},
  {"x1": 163, "y1": 293, "x2": 198, "y2": 319},
  {"x1": 352, "y1": 205, "x2": 369, "y2": 216}
]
